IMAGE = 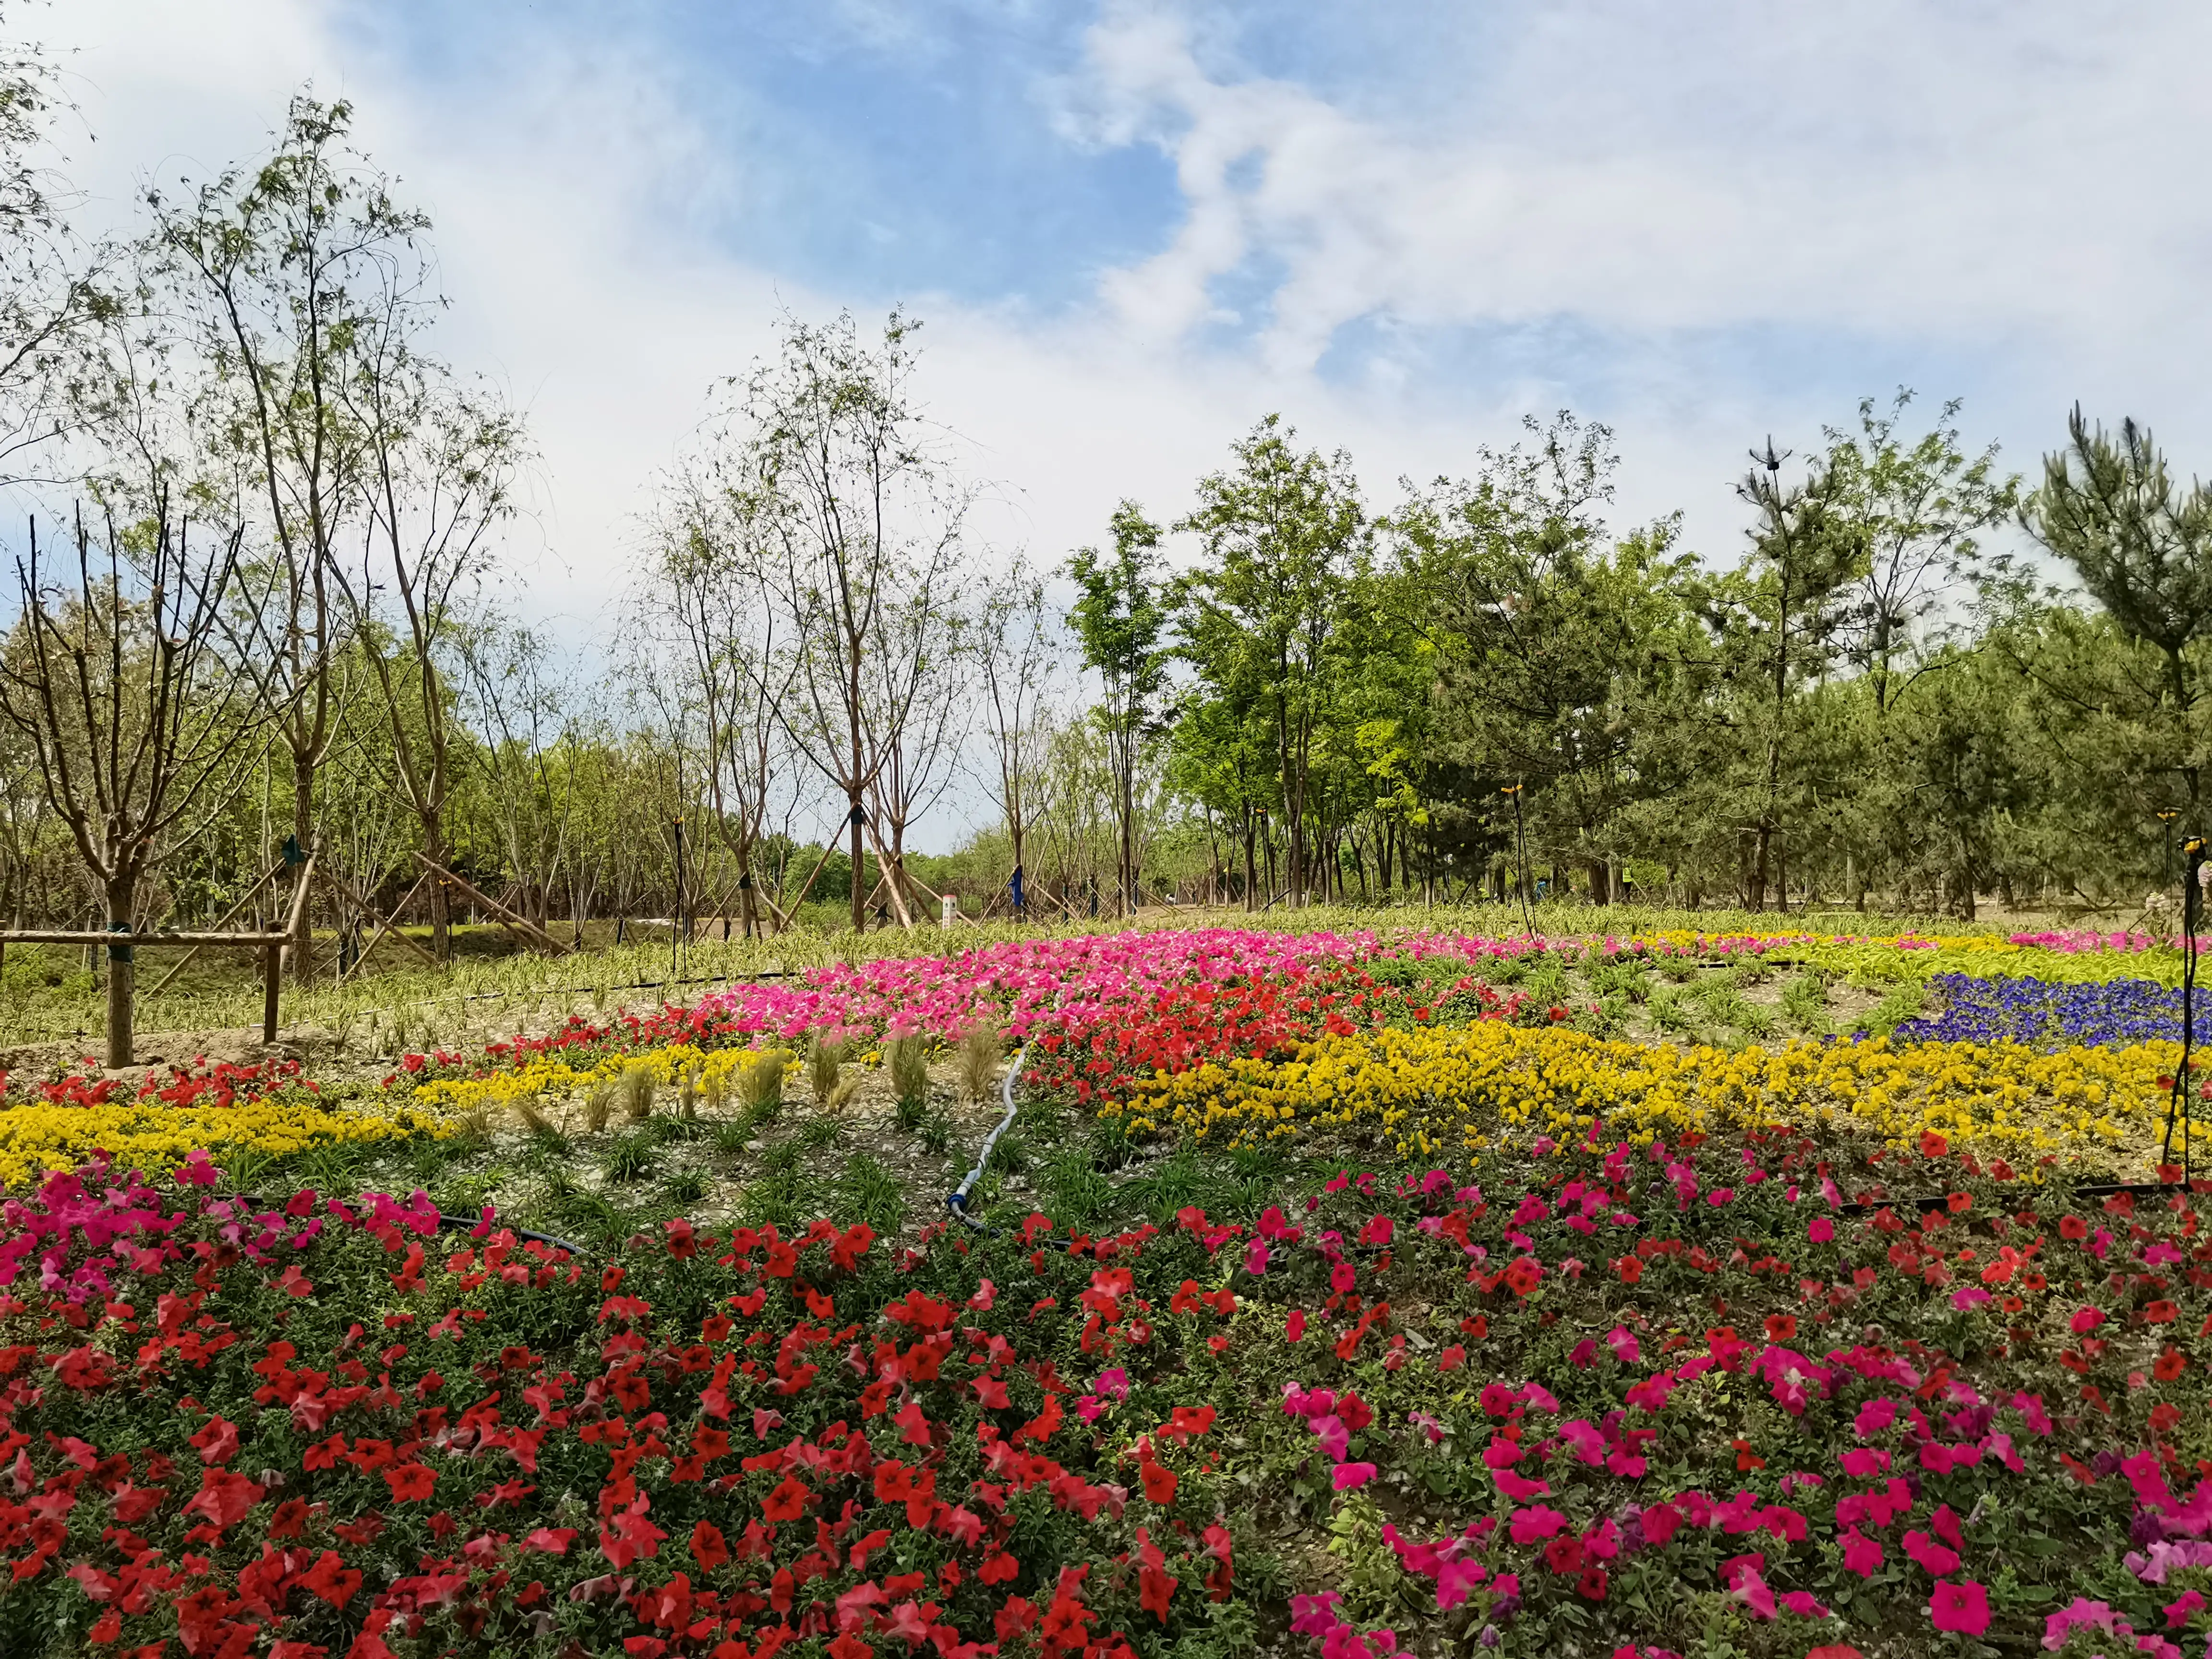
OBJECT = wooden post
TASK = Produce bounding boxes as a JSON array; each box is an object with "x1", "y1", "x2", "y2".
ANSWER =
[{"x1": 262, "y1": 944, "x2": 281, "y2": 1046}]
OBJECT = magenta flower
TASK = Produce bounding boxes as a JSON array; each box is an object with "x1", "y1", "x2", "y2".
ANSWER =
[{"x1": 1930, "y1": 1580, "x2": 1990, "y2": 1635}]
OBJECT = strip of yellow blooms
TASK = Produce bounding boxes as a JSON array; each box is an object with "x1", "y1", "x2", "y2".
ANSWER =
[
  {"x1": 0, "y1": 1094, "x2": 446, "y2": 1189},
  {"x1": 1560, "y1": 929, "x2": 2183, "y2": 986},
  {"x1": 1106, "y1": 1022, "x2": 2185, "y2": 1169},
  {"x1": 408, "y1": 1042, "x2": 803, "y2": 1116}
]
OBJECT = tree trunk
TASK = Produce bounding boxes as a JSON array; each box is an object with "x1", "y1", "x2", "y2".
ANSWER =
[
  {"x1": 103, "y1": 876, "x2": 134, "y2": 1070},
  {"x1": 425, "y1": 821, "x2": 451, "y2": 962},
  {"x1": 1586, "y1": 856, "x2": 1610, "y2": 905},
  {"x1": 291, "y1": 749, "x2": 316, "y2": 981},
  {"x1": 849, "y1": 798, "x2": 866, "y2": 934}
]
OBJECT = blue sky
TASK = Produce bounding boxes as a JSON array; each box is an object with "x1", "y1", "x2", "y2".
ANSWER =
[
  {"x1": 46, "y1": 0, "x2": 2212, "y2": 837},
  {"x1": 330, "y1": 1, "x2": 1187, "y2": 311}
]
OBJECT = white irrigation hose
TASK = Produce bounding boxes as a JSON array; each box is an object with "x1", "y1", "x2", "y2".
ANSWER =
[{"x1": 948, "y1": 1045, "x2": 1024, "y2": 1230}]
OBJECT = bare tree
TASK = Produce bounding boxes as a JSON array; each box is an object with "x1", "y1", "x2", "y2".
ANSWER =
[
  {"x1": 0, "y1": 501, "x2": 274, "y2": 1063},
  {"x1": 144, "y1": 98, "x2": 426, "y2": 900},
  {"x1": 637, "y1": 480, "x2": 796, "y2": 938},
  {"x1": 459, "y1": 621, "x2": 577, "y2": 929},
  {"x1": 974, "y1": 558, "x2": 1057, "y2": 915},
  {"x1": 723, "y1": 310, "x2": 969, "y2": 933},
  {"x1": 863, "y1": 588, "x2": 968, "y2": 922},
  {"x1": 337, "y1": 358, "x2": 525, "y2": 960}
]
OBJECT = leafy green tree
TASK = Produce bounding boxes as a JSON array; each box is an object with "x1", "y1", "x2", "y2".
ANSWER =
[
  {"x1": 1177, "y1": 416, "x2": 1364, "y2": 908},
  {"x1": 145, "y1": 96, "x2": 424, "y2": 870},
  {"x1": 2025, "y1": 405, "x2": 2212, "y2": 810},
  {"x1": 1068, "y1": 503, "x2": 1171, "y2": 915},
  {"x1": 1823, "y1": 390, "x2": 2020, "y2": 714},
  {"x1": 1699, "y1": 444, "x2": 1864, "y2": 909},
  {"x1": 1391, "y1": 414, "x2": 1697, "y2": 904}
]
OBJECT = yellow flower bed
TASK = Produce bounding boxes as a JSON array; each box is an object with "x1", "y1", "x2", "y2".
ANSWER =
[
  {"x1": 409, "y1": 1043, "x2": 798, "y2": 1117},
  {"x1": 1765, "y1": 935, "x2": 2182, "y2": 986},
  {"x1": 1109, "y1": 1022, "x2": 2186, "y2": 1167},
  {"x1": 0, "y1": 1094, "x2": 447, "y2": 1188}
]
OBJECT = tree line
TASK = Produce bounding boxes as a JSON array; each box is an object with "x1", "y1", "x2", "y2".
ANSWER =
[{"x1": 2, "y1": 67, "x2": 2208, "y2": 971}]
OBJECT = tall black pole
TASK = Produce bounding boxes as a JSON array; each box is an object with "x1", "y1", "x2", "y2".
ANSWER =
[
  {"x1": 2168, "y1": 836, "x2": 2204, "y2": 1177},
  {"x1": 1505, "y1": 783, "x2": 1535, "y2": 936}
]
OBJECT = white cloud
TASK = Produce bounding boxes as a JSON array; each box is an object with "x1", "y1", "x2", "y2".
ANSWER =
[{"x1": 1070, "y1": 0, "x2": 2212, "y2": 374}]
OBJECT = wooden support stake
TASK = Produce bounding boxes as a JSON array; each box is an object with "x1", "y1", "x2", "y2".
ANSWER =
[
  {"x1": 751, "y1": 881, "x2": 789, "y2": 933},
  {"x1": 410, "y1": 853, "x2": 571, "y2": 954},
  {"x1": 860, "y1": 822, "x2": 917, "y2": 929},
  {"x1": 145, "y1": 857, "x2": 291, "y2": 995},
  {"x1": 324, "y1": 868, "x2": 442, "y2": 972},
  {"x1": 341, "y1": 872, "x2": 432, "y2": 981},
  {"x1": 779, "y1": 841, "x2": 841, "y2": 921}
]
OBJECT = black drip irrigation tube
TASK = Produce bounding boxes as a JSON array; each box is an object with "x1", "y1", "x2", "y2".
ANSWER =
[
  {"x1": 948, "y1": 1045, "x2": 1026, "y2": 1232},
  {"x1": 1834, "y1": 1179, "x2": 2200, "y2": 1219},
  {"x1": 430, "y1": 1212, "x2": 594, "y2": 1257},
  {"x1": 227, "y1": 1188, "x2": 596, "y2": 1262}
]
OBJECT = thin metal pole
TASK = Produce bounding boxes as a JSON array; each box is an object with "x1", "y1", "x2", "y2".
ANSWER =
[{"x1": 1505, "y1": 783, "x2": 1535, "y2": 936}]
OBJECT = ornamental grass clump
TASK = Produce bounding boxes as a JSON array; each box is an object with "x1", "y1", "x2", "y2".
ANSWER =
[
  {"x1": 737, "y1": 1046, "x2": 790, "y2": 1121},
  {"x1": 581, "y1": 1077, "x2": 614, "y2": 1134},
  {"x1": 959, "y1": 1024, "x2": 1002, "y2": 1103},
  {"x1": 617, "y1": 1061, "x2": 656, "y2": 1124},
  {"x1": 887, "y1": 1033, "x2": 930, "y2": 1109},
  {"x1": 807, "y1": 1032, "x2": 843, "y2": 1105}
]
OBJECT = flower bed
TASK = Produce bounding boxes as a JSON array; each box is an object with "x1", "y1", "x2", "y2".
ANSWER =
[
  {"x1": 1111, "y1": 1021, "x2": 2181, "y2": 1172},
  {"x1": 0, "y1": 1153, "x2": 1248, "y2": 1659},
  {"x1": 1897, "y1": 973, "x2": 2212, "y2": 1051},
  {"x1": 6, "y1": 1115, "x2": 2212, "y2": 1656},
  {"x1": 405, "y1": 926, "x2": 2188, "y2": 1126},
  {"x1": 0, "y1": 1060, "x2": 443, "y2": 1190}
]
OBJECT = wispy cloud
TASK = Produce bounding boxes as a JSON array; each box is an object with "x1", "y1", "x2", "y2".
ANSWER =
[{"x1": 1068, "y1": 0, "x2": 2212, "y2": 379}]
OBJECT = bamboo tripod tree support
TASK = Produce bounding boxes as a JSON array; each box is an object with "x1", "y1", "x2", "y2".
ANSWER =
[
  {"x1": 143, "y1": 853, "x2": 296, "y2": 996},
  {"x1": 324, "y1": 867, "x2": 443, "y2": 979},
  {"x1": 411, "y1": 852, "x2": 573, "y2": 955}
]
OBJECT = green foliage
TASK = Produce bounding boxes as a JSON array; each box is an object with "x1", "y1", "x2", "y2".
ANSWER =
[
  {"x1": 836, "y1": 1152, "x2": 906, "y2": 1230},
  {"x1": 663, "y1": 1168, "x2": 709, "y2": 1205},
  {"x1": 601, "y1": 1134, "x2": 657, "y2": 1183}
]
